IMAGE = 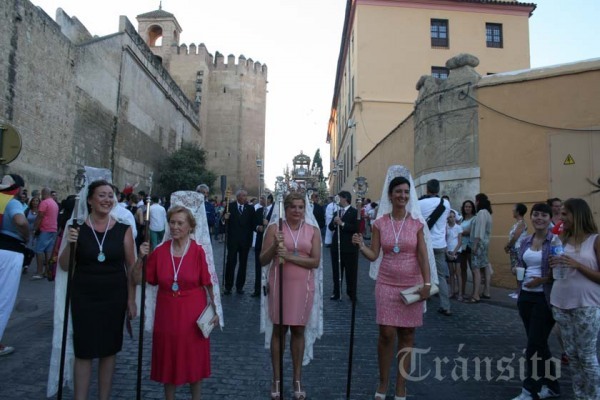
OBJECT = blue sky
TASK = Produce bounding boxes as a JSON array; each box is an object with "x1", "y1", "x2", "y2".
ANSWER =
[
  {"x1": 32, "y1": 0, "x2": 599, "y2": 189},
  {"x1": 530, "y1": 0, "x2": 599, "y2": 68}
]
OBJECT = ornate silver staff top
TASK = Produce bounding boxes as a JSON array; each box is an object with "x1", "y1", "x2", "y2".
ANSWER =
[
  {"x1": 352, "y1": 176, "x2": 369, "y2": 198},
  {"x1": 275, "y1": 176, "x2": 286, "y2": 204},
  {"x1": 147, "y1": 172, "x2": 154, "y2": 197}
]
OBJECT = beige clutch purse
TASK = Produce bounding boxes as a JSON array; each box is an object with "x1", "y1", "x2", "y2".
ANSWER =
[
  {"x1": 196, "y1": 287, "x2": 216, "y2": 338},
  {"x1": 399, "y1": 283, "x2": 439, "y2": 305}
]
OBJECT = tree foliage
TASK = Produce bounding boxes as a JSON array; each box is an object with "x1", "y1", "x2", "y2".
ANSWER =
[
  {"x1": 158, "y1": 142, "x2": 217, "y2": 195},
  {"x1": 311, "y1": 149, "x2": 324, "y2": 182},
  {"x1": 311, "y1": 149, "x2": 328, "y2": 200}
]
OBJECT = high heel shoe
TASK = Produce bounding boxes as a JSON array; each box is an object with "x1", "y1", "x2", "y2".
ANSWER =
[
  {"x1": 270, "y1": 380, "x2": 281, "y2": 400},
  {"x1": 293, "y1": 381, "x2": 306, "y2": 400}
]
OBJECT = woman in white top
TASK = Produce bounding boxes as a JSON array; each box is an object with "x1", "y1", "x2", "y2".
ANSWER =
[
  {"x1": 505, "y1": 203, "x2": 528, "y2": 294},
  {"x1": 510, "y1": 203, "x2": 559, "y2": 400},
  {"x1": 446, "y1": 211, "x2": 462, "y2": 300},
  {"x1": 458, "y1": 200, "x2": 475, "y2": 300},
  {"x1": 550, "y1": 198, "x2": 600, "y2": 400},
  {"x1": 467, "y1": 194, "x2": 492, "y2": 303}
]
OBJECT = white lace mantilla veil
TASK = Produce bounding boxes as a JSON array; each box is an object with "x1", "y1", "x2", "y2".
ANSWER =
[
  {"x1": 369, "y1": 166, "x2": 439, "y2": 292},
  {"x1": 260, "y1": 192, "x2": 323, "y2": 366},
  {"x1": 143, "y1": 191, "x2": 224, "y2": 333},
  {"x1": 47, "y1": 167, "x2": 135, "y2": 397}
]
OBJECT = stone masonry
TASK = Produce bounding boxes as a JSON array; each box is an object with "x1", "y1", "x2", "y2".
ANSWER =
[{"x1": 413, "y1": 53, "x2": 482, "y2": 205}]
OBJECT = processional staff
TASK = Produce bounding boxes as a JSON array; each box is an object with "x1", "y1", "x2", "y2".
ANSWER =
[
  {"x1": 57, "y1": 168, "x2": 87, "y2": 400},
  {"x1": 136, "y1": 172, "x2": 153, "y2": 400},
  {"x1": 334, "y1": 194, "x2": 343, "y2": 293},
  {"x1": 222, "y1": 188, "x2": 231, "y2": 287},
  {"x1": 275, "y1": 176, "x2": 286, "y2": 400},
  {"x1": 346, "y1": 175, "x2": 368, "y2": 400}
]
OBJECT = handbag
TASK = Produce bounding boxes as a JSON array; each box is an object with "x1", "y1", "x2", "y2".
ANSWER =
[
  {"x1": 196, "y1": 287, "x2": 216, "y2": 338},
  {"x1": 399, "y1": 283, "x2": 439, "y2": 305}
]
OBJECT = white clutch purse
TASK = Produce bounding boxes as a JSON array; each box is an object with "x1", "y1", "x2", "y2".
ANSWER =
[
  {"x1": 399, "y1": 283, "x2": 439, "y2": 305},
  {"x1": 196, "y1": 287, "x2": 216, "y2": 338}
]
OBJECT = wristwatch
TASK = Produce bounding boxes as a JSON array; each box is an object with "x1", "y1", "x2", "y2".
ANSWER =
[{"x1": 424, "y1": 283, "x2": 432, "y2": 286}]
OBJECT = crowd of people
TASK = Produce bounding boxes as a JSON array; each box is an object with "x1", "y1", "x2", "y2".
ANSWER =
[{"x1": 0, "y1": 168, "x2": 599, "y2": 400}]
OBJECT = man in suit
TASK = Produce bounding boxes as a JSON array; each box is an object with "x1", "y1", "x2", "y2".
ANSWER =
[
  {"x1": 224, "y1": 189, "x2": 255, "y2": 295},
  {"x1": 328, "y1": 191, "x2": 359, "y2": 301},
  {"x1": 311, "y1": 192, "x2": 326, "y2": 241},
  {"x1": 251, "y1": 194, "x2": 274, "y2": 297},
  {"x1": 196, "y1": 183, "x2": 216, "y2": 239}
]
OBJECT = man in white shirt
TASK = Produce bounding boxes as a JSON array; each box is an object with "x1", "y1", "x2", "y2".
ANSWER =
[
  {"x1": 419, "y1": 179, "x2": 452, "y2": 316},
  {"x1": 251, "y1": 195, "x2": 266, "y2": 248},
  {"x1": 149, "y1": 196, "x2": 167, "y2": 250},
  {"x1": 251, "y1": 194, "x2": 273, "y2": 297},
  {"x1": 324, "y1": 196, "x2": 336, "y2": 247}
]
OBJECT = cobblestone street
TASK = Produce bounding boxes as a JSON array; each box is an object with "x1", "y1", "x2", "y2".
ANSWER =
[{"x1": 0, "y1": 240, "x2": 575, "y2": 399}]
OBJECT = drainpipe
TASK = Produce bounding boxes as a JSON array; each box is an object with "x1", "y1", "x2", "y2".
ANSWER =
[{"x1": 111, "y1": 46, "x2": 126, "y2": 175}]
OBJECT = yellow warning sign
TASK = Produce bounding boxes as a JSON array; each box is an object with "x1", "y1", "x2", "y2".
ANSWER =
[{"x1": 564, "y1": 154, "x2": 575, "y2": 165}]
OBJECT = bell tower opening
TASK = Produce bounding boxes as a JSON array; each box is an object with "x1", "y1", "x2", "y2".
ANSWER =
[
  {"x1": 148, "y1": 25, "x2": 163, "y2": 47},
  {"x1": 137, "y1": 7, "x2": 182, "y2": 51}
]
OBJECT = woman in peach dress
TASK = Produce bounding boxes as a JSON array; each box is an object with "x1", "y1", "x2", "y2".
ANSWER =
[{"x1": 260, "y1": 192, "x2": 322, "y2": 400}]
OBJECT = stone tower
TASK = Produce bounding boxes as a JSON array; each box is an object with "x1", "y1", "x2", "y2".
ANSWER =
[
  {"x1": 136, "y1": 7, "x2": 267, "y2": 195},
  {"x1": 136, "y1": 7, "x2": 182, "y2": 70}
]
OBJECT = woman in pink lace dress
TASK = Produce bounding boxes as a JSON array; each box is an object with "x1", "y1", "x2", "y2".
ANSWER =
[
  {"x1": 353, "y1": 176, "x2": 431, "y2": 400},
  {"x1": 260, "y1": 192, "x2": 321, "y2": 400}
]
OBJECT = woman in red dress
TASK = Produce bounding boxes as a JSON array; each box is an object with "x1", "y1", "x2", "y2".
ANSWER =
[{"x1": 140, "y1": 205, "x2": 219, "y2": 400}]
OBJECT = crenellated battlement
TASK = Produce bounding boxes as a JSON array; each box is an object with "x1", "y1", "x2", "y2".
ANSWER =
[
  {"x1": 175, "y1": 43, "x2": 267, "y2": 75},
  {"x1": 134, "y1": 7, "x2": 267, "y2": 196}
]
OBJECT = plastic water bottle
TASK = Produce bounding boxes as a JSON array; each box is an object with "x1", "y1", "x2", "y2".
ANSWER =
[{"x1": 550, "y1": 234, "x2": 566, "y2": 280}]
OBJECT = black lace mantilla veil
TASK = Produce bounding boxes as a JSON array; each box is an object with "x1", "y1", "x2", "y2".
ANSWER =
[
  {"x1": 369, "y1": 165, "x2": 439, "y2": 292},
  {"x1": 143, "y1": 191, "x2": 224, "y2": 332},
  {"x1": 260, "y1": 191, "x2": 323, "y2": 366}
]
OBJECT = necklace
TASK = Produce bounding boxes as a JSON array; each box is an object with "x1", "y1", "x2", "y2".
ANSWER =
[
  {"x1": 170, "y1": 238, "x2": 191, "y2": 292},
  {"x1": 389, "y1": 212, "x2": 408, "y2": 254},
  {"x1": 89, "y1": 215, "x2": 111, "y2": 262},
  {"x1": 284, "y1": 220, "x2": 304, "y2": 256}
]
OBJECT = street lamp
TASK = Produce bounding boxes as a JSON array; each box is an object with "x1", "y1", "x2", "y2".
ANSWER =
[
  {"x1": 256, "y1": 158, "x2": 263, "y2": 198},
  {"x1": 334, "y1": 160, "x2": 344, "y2": 192}
]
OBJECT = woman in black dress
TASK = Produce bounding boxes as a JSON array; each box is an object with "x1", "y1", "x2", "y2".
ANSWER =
[{"x1": 59, "y1": 180, "x2": 138, "y2": 400}]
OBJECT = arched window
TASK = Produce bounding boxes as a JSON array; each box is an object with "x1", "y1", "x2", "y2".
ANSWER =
[{"x1": 148, "y1": 25, "x2": 163, "y2": 47}]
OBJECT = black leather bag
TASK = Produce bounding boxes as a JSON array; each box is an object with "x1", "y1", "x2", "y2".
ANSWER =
[{"x1": 426, "y1": 198, "x2": 446, "y2": 230}]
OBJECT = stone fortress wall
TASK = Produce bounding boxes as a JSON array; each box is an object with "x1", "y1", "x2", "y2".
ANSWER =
[
  {"x1": 137, "y1": 10, "x2": 268, "y2": 195},
  {"x1": 0, "y1": 0, "x2": 267, "y2": 197}
]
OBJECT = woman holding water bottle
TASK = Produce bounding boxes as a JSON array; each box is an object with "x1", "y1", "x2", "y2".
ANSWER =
[
  {"x1": 510, "y1": 203, "x2": 560, "y2": 400},
  {"x1": 550, "y1": 198, "x2": 600, "y2": 400}
]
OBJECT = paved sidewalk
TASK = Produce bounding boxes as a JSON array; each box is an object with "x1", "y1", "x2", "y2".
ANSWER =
[{"x1": 0, "y1": 240, "x2": 576, "y2": 399}]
